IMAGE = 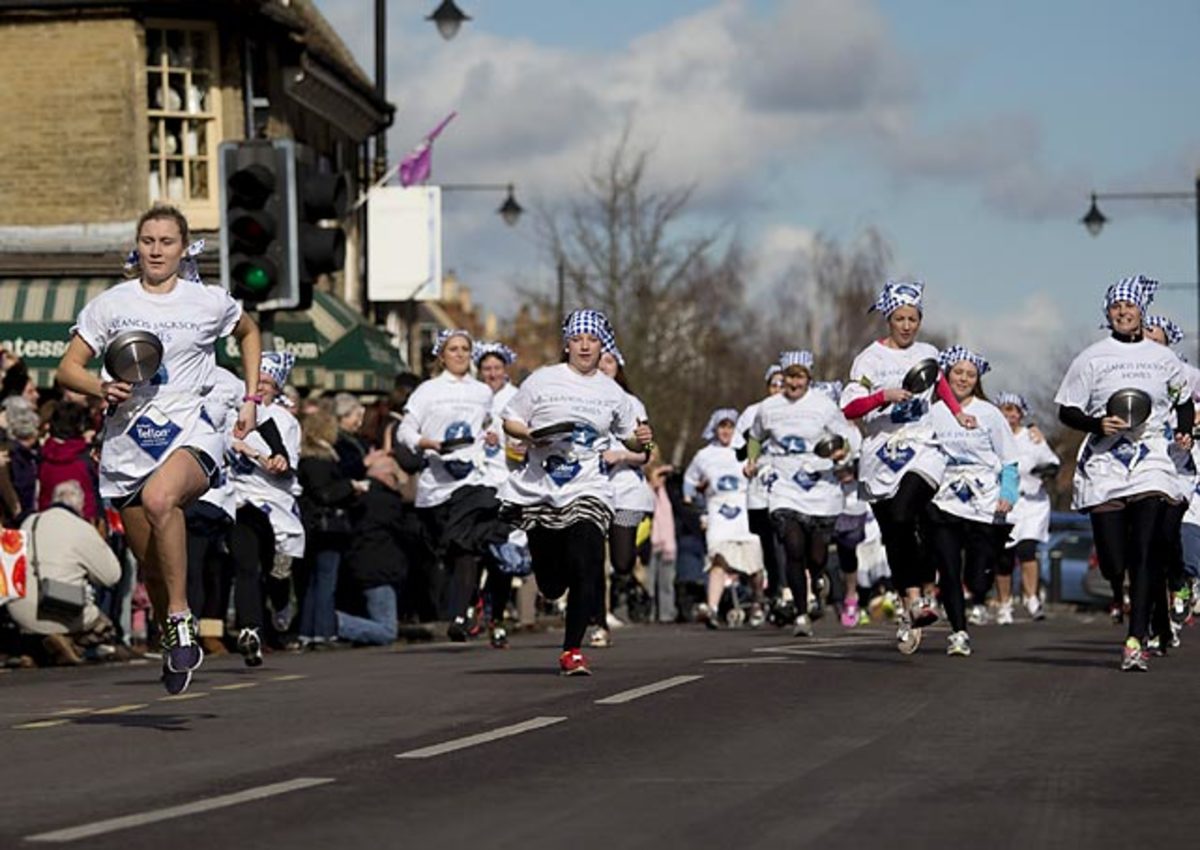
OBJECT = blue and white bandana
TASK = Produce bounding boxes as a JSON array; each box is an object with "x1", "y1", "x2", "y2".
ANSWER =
[
  {"x1": 938, "y1": 345, "x2": 990, "y2": 376},
  {"x1": 1144, "y1": 313, "x2": 1184, "y2": 346},
  {"x1": 432, "y1": 328, "x2": 473, "y2": 358},
  {"x1": 702, "y1": 408, "x2": 740, "y2": 443},
  {"x1": 124, "y1": 238, "x2": 206, "y2": 283},
  {"x1": 562, "y1": 308, "x2": 617, "y2": 350},
  {"x1": 869, "y1": 279, "x2": 925, "y2": 317},
  {"x1": 764, "y1": 364, "x2": 783, "y2": 383},
  {"x1": 472, "y1": 341, "x2": 517, "y2": 367},
  {"x1": 1103, "y1": 275, "x2": 1158, "y2": 325},
  {"x1": 813, "y1": 380, "x2": 844, "y2": 403},
  {"x1": 779, "y1": 350, "x2": 814, "y2": 371},
  {"x1": 259, "y1": 351, "x2": 296, "y2": 388},
  {"x1": 994, "y1": 392, "x2": 1029, "y2": 415},
  {"x1": 604, "y1": 342, "x2": 626, "y2": 368}
]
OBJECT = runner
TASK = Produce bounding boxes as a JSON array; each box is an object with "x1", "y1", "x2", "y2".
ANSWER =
[
  {"x1": 55, "y1": 205, "x2": 261, "y2": 694},
  {"x1": 683, "y1": 408, "x2": 765, "y2": 628},
  {"x1": 735, "y1": 365, "x2": 786, "y2": 621},
  {"x1": 748, "y1": 351, "x2": 858, "y2": 637},
  {"x1": 1055, "y1": 276, "x2": 1192, "y2": 671},
  {"x1": 500, "y1": 310, "x2": 652, "y2": 675},
  {"x1": 927, "y1": 346, "x2": 1019, "y2": 657},
  {"x1": 995, "y1": 392, "x2": 1059, "y2": 624},
  {"x1": 840, "y1": 280, "x2": 973, "y2": 654}
]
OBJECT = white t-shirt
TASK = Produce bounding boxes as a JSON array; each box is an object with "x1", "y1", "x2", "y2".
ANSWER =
[
  {"x1": 232, "y1": 400, "x2": 306, "y2": 558},
  {"x1": 481, "y1": 382, "x2": 519, "y2": 489},
  {"x1": 399, "y1": 371, "x2": 494, "y2": 509},
  {"x1": 684, "y1": 443, "x2": 756, "y2": 548},
  {"x1": 1055, "y1": 336, "x2": 1188, "y2": 509},
  {"x1": 931, "y1": 399, "x2": 1019, "y2": 523},
  {"x1": 840, "y1": 340, "x2": 945, "y2": 501},
  {"x1": 752, "y1": 390, "x2": 859, "y2": 518},
  {"x1": 500, "y1": 363, "x2": 636, "y2": 509},
  {"x1": 609, "y1": 393, "x2": 655, "y2": 514},
  {"x1": 735, "y1": 401, "x2": 770, "y2": 510},
  {"x1": 1006, "y1": 426, "x2": 1060, "y2": 545},
  {"x1": 72, "y1": 279, "x2": 242, "y2": 497}
]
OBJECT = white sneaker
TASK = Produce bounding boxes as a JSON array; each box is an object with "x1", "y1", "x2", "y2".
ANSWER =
[
  {"x1": 967, "y1": 604, "x2": 989, "y2": 626},
  {"x1": 587, "y1": 626, "x2": 612, "y2": 648},
  {"x1": 1025, "y1": 595, "x2": 1045, "y2": 620},
  {"x1": 792, "y1": 614, "x2": 813, "y2": 637},
  {"x1": 605, "y1": 611, "x2": 626, "y2": 630},
  {"x1": 995, "y1": 602, "x2": 1014, "y2": 626},
  {"x1": 896, "y1": 613, "x2": 922, "y2": 655},
  {"x1": 946, "y1": 630, "x2": 972, "y2": 657}
]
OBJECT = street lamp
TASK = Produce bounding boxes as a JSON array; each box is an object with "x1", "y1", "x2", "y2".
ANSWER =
[
  {"x1": 441, "y1": 183, "x2": 523, "y2": 227},
  {"x1": 1081, "y1": 176, "x2": 1200, "y2": 360},
  {"x1": 427, "y1": 0, "x2": 470, "y2": 41}
]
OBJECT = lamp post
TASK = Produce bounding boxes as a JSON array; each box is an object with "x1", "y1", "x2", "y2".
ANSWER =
[
  {"x1": 427, "y1": 1, "x2": 471, "y2": 41},
  {"x1": 441, "y1": 183, "x2": 524, "y2": 227},
  {"x1": 1081, "y1": 176, "x2": 1200, "y2": 360}
]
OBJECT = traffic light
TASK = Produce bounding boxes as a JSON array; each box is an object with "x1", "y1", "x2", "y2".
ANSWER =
[
  {"x1": 218, "y1": 139, "x2": 299, "y2": 310},
  {"x1": 295, "y1": 163, "x2": 348, "y2": 311}
]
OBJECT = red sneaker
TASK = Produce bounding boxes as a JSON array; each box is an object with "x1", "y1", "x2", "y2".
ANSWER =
[{"x1": 559, "y1": 649, "x2": 591, "y2": 676}]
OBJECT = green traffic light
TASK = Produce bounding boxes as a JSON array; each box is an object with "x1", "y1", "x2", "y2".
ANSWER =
[{"x1": 243, "y1": 265, "x2": 272, "y2": 292}]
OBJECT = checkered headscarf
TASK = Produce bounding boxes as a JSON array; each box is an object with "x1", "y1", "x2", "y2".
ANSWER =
[
  {"x1": 432, "y1": 328, "x2": 473, "y2": 358},
  {"x1": 995, "y1": 392, "x2": 1029, "y2": 415},
  {"x1": 124, "y1": 238, "x2": 206, "y2": 283},
  {"x1": 813, "y1": 380, "x2": 844, "y2": 403},
  {"x1": 1103, "y1": 275, "x2": 1159, "y2": 325},
  {"x1": 472, "y1": 341, "x2": 517, "y2": 367},
  {"x1": 259, "y1": 351, "x2": 296, "y2": 388},
  {"x1": 764, "y1": 364, "x2": 783, "y2": 383},
  {"x1": 869, "y1": 279, "x2": 925, "y2": 317},
  {"x1": 702, "y1": 408, "x2": 740, "y2": 443},
  {"x1": 604, "y1": 343, "x2": 626, "y2": 368},
  {"x1": 938, "y1": 345, "x2": 990, "y2": 376},
  {"x1": 562, "y1": 309, "x2": 616, "y2": 351},
  {"x1": 779, "y1": 350, "x2": 814, "y2": 371},
  {"x1": 1144, "y1": 313, "x2": 1184, "y2": 346}
]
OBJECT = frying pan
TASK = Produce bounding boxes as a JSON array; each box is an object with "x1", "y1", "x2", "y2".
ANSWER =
[
  {"x1": 813, "y1": 433, "x2": 847, "y2": 459},
  {"x1": 901, "y1": 358, "x2": 939, "y2": 394},
  {"x1": 103, "y1": 330, "x2": 162, "y2": 414},
  {"x1": 1105, "y1": 388, "x2": 1152, "y2": 429},
  {"x1": 529, "y1": 421, "x2": 579, "y2": 441}
]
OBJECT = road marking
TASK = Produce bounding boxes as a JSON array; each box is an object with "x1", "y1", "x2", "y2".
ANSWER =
[
  {"x1": 704, "y1": 657, "x2": 805, "y2": 665},
  {"x1": 269, "y1": 674, "x2": 307, "y2": 682},
  {"x1": 49, "y1": 708, "x2": 93, "y2": 717},
  {"x1": 595, "y1": 675, "x2": 703, "y2": 705},
  {"x1": 158, "y1": 692, "x2": 208, "y2": 702},
  {"x1": 91, "y1": 704, "x2": 148, "y2": 715},
  {"x1": 25, "y1": 777, "x2": 336, "y2": 843},
  {"x1": 212, "y1": 683, "x2": 258, "y2": 691},
  {"x1": 13, "y1": 720, "x2": 71, "y2": 730},
  {"x1": 755, "y1": 647, "x2": 848, "y2": 659},
  {"x1": 396, "y1": 716, "x2": 567, "y2": 759}
]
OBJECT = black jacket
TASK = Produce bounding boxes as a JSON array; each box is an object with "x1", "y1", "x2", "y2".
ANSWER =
[
  {"x1": 342, "y1": 481, "x2": 411, "y2": 589},
  {"x1": 297, "y1": 454, "x2": 359, "y2": 547}
]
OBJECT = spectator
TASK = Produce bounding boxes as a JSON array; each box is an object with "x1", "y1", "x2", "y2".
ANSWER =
[
  {"x1": 1, "y1": 363, "x2": 39, "y2": 408},
  {"x1": 9, "y1": 481, "x2": 121, "y2": 665},
  {"x1": 646, "y1": 460, "x2": 678, "y2": 623},
  {"x1": 37, "y1": 401, "x2": 99, "y2": 521},
  {"x1": 333, "y1": 393, "x2": 370, "y2": 480},
  {"x1": 4, "y1": 397, "x2": 40, "y2": 524},
  {"x1": 336, "y1": 457, "x2": 409, "y2": 645}
]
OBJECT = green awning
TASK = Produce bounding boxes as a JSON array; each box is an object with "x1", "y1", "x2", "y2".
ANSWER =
[{"x1": 0, "y1": 279, "x2": 404, "y2": 390}]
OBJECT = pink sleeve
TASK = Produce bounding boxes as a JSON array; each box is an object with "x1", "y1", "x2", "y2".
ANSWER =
[
  {"x1": 935, "y1": 373, "x2": 962, "y2": 416},
  {"x1": 842, "y1": 390, "x2": 887, "y2": 420}
]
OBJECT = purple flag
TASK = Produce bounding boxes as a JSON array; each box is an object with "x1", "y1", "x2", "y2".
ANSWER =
[{"x1": 398, "y1": 112, "x2": 457, "y2": 187}]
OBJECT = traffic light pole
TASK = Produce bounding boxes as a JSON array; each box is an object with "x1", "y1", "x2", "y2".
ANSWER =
[{"x1": 258, "y1": 310, "x2": 275, "y2": 352}]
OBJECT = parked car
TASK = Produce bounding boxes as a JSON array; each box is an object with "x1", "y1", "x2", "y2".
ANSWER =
[{"x1": 1039, "y1": 512, "x2": 1107, "y2": 607}]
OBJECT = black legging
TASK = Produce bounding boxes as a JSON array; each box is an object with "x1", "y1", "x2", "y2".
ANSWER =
[
  {"x1": 483, "y1": 559, "x2": 512, "y2": 625},
  {"x1": 749, "y1": 508, "x2": 783, "y2": 600},
  {"x1": 870, "y1": 473, "x2": 936, "y2": 591},
  {"x1": 227, "y1": 504, "x2": 273, "y2": 630},
  {"x1": 1090, "y1": 498, "x2": 1166, "y2": 642},
  {"x1": 772, "y1": 512, "x2": 832, "y2": 612},
  {"x1": 927, "y1": 506, "x2": 1004, "y2": 633},
  {"x1": 445, "y1": 549, "x2": 480, "y2": 623},
  {"x1": 605, "y1": 523, "x2": 642, "y2": 619},
  {"x1": 528, "y1": 521, "x2": 605, "y2": 651}
]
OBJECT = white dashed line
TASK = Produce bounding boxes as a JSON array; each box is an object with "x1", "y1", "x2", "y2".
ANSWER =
[
  {"x1": 704, "y1": 657, "x2": 806, "y2": 665},
  {"x1": 396, "y1": 716, "x2": 567, "y2": 759},
  {"x1": 595, "y1": 675, "x2": 703, "y2": 705}
]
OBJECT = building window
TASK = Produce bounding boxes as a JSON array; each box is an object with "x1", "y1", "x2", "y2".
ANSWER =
[{"x1": 144, "y1": 23, "x2": 220, "y2": 209}]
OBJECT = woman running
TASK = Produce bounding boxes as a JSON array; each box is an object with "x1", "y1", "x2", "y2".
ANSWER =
[
  {"x1": 684, "y1": 408, "x2": 765, "y2": 628},
  {"x1": 1056, "y1": 276, "x2": 1192, "y2": 671},
  {"x1": 927, "y1": 346, "x2": 1019, "y2": 656},
  {"x1": 56, "y1": 205, "x2": 261, "y2": 694},
  {"x1": 735, "y1": 365, "x2": 786, "y2": 620},
  {"x1": 840, "y1": 280, "x2": 975, "y2": 654},
  {"x1": 500, "y1": 310, "x2": 652, "y2": 675},
  {"x1": 748, "y1": 351, "x2": 859, "y2": 637},
  {"x1": 996, "y1": 392, "x2": 1059, "y2": 624}
]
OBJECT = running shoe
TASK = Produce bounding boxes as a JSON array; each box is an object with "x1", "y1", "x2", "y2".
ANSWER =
[
  {"x1": 587, "y1": 626, "x2": 611, "y2": 648},
  {"x1": 698, "y1": 603, "x2": 720, "y2": 630},
  {"x1": 1121, "y1": 637, "x2": 1148, "y2": 672},
  {"x1": 490, "y1": 624, "x2": 510, "y2": 649},
  {"x1": 237, "y1": 627, "x2": 264, "y2": 668},
  {"x1": 1171, "y1": 588, "x2": 1191, "y2": 626},
  {"x1": 910, "y1": 596, "x2": 939, "y2": 629},
  {"x1": 1170, "y1": 620, "x2": 1183, "y2": 649},
  {"x1": 995, "y1": 602, "x2": 1014, "y2": 626},
  {"x1": 946, "y1": 630, "x2": 972, "y2": 657},
  {"x1": 162, "y1": 612, "x2": 203, "y2": 674},
  {"x1": 1146, "y1": 634, "x2": 1166, "y2": 657},
  {"x1": 967, "y1": 604, "x2": 989, "y2": 626},
  {"x1": 1025, "y1": 595, "x2": 1045, "y2": 621},
  {"x1": 447, "y1": 617, "x2": 469, "y2": 642},
  {"x1": 272, "y1": 602, "x2": 294, "y2": 633},
  {"x1": 748, "y1": 604, "x2": 766, "y2": 629},
  {"x1": 160, "y1": 659, "x2": 192, "y2": 695},
  {"x1": 840, "y1": 602, "x2": 860, "y2": 628},
  {"x1": 559, "y1": 649, "x2": 591, "y2": 676},
  {"x1": 1108, "y1": 602, "x2": 1124, "y2": 624},
  {"x1": 896, "y1": 612, "x2": 922, "y2": 655},
  {"x1": 792, "y1": 614, "x2": 814, "y2": 637}
]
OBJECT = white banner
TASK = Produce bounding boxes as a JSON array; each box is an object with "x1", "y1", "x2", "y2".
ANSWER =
[{"x1": 367, "y1": 186, "x2": 443, "y2": 302}]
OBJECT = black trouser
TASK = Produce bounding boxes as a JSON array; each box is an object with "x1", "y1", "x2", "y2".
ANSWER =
[
  {"x1": 870, "y1": 474, "x2": 936, "y2": 591},
  {"x1": 749, "y1": 508, "x2": 783, "y2": 600},
  {"x1": 1090, "y1": 498, "x2": 1166, "y2": 643},
  {"x1": 483, "y1": 559, "x2": 512, "y2": 625},
  {"x1": 772, "y1": 512, "x2": 832, "y2": 613},
  {"x1": 528, "y1": 522, "x2": 605, "y2": 651},
  {"x1": 927, "y1": 506, "x2": 1004, "y2": 633},
  {"x1": 184, "y1": 504, "x2": 232, "y2": 617},
  {"x1": 227, "y1": 504, "x2": 272, "y2": 630},
  {"x1": 605, "y1": 523, "x2": 644, "y2": 619},
  {"x1": 445, "y1": 549, "x2": 480, "y2": 622}
]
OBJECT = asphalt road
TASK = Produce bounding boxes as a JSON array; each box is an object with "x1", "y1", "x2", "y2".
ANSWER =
[{"x1": 0, "y1": 612, "x2": 1193, "y2": 849}]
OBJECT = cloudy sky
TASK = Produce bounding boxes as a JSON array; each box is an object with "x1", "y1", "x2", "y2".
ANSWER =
[{"x1": 315, "y1": 0, "x2": 1200, "y2": 384}]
